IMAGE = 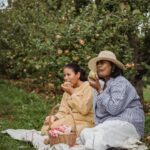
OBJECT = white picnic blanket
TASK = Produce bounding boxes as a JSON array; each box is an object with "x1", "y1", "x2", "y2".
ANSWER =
[
  {"x1": 1, "y1": 129, "x2": 85, "y2": 150},
  {"x1": 1, "y1": 120, "x2": 148, "y2": 150},
  {"x1": 80, "y1": 120, "x2": 148, "y2": 150}
]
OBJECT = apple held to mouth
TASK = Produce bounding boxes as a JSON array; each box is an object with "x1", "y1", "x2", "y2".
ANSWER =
[
  {"x1": 62, "y1": 81, "x2": 73, "y2": 87},
  {"x1": 88, "y1": 70, "x2": 97, "y2": 80}
]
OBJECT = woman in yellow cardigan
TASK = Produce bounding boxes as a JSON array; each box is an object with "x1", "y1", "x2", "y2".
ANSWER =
[{"x1": 41, "y1": 62, "x2": 94, "y2": 136}]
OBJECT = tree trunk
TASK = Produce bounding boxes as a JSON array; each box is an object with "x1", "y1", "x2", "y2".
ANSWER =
[
  {"x1": 132, "y1": 74, "x2": 148, "y2": 112},
  {"x1": 95, "y1": 0, "x2": 101, "y2": 8},
  {"x1": 132, "y1": 76, "x2": 144, "y2": 105},
  {"x1": 74, "y1": 0, "x2": 91, "y2": 14},
  {"x1": 127, "y1": 33, "x2": 146, "y2": 110}
]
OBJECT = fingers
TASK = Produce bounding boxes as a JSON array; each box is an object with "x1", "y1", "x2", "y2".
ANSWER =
[
  {"x1": 44, "y1": 119, "x2": 49, "y2": 125},
  {"x1": 62, "y1": 84, "x2": 72, "y2": 89},
  {"x1": 61, "y1": 84, "x2": 64, "y2": 89},
  {"x1": 44, "y1": 115, "x2": 58, "y2": 125},
  {"x1": 95, "y1": 74, "x2": 99, "y2": 81},
  {"x1": 44, "y1": 116, "x2": 52, "y2": 125},
  {"x1": 63, "y1": 81, "x2": 72, "y2": 86},
  {"x1": 88, "y1": 77, "x2": 97, "y2": 85},
  {"x1": 61, "y1": 84, "x2": 68, "y2": 92},
  {"x1": 44, "y1": 116, "x2": 48, "y2": 124},
  {"x1": 88, "y1": 77, "x2": 101, "y2": 91},
  {"x1": 50, "y1": 116, "x2": 56, "y2": 122},
  {"x1": 61, "y1": 84, "x2": 74, "y2": 95}
]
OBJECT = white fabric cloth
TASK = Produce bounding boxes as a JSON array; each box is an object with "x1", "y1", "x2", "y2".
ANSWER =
[
  {"x1": 80, "y1": 120, "x2": 147, "y2": 150},
  {"x1": 1, "y1": 129, "x2": 85, "y2": 150},
  {"x1": 1, "y1": 121, "x2": 148, "y2": 150}
]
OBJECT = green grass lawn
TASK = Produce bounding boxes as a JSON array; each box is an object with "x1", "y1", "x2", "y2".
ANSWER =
[
  {"x1": 144, "y1": 87, "x2": 150, "y2": 102},
  {"x1": 0, "y1": 80, "x2": 150, "y2": 149},
  {"x1": 0, "y1": 80, "x2": 57, "y2": 150}
]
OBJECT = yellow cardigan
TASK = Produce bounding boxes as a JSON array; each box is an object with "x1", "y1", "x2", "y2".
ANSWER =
[{"x1": 41, "y1": 81, "x2": 94, "y2": 136}]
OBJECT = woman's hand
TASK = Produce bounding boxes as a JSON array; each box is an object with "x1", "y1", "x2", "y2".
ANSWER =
[
  {"x1": 44, "y1": 115, "x2": 58, "y2": 125},
  {"x1": 61, "y1": 83, "x2": 75, "y2": 95},
  {"x1": 88, "y1": 76, "x2": 101, "y2": 93}
]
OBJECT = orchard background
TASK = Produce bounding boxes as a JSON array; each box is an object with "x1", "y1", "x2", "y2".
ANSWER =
[{"x1": 0, "y1": 0, "x2": 150, "y2": 149}]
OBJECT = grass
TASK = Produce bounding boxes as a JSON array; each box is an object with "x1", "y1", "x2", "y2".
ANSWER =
[
  {"x1": 0, "y1": 80, "x2": 150, "y2": 149},
  {"x1": 144, "y1": 87, "x2": 150, "y2": 102},
  {"x1": 0, "y1": 80, "x2": 58, "y2": 150}
]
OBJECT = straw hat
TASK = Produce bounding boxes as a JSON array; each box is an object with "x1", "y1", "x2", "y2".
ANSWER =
[{"x1": 88, "y1": 50, "x2": 126, "y2": 71}]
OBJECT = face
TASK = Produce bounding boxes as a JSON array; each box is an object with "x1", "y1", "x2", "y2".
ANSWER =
[
  {"x1": 96, "y1": 60, "x2": 112, "y2": 79},
  {"x1": 63, "y1": 67, "x2": 80, "y2": 87}
]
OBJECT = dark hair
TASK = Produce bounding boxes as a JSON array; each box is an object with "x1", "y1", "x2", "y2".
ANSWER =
[
  {"x1": 110, "y1": 63, "x2": 123, "y2": 78},
  {"x1": 64, "y1": 62, "x2": 87, "y2": 81}
]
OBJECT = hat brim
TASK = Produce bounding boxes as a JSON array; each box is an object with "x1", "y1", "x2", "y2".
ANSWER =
[{"x1": 88, "y1": 57, "x2": 126, "y2": 71}]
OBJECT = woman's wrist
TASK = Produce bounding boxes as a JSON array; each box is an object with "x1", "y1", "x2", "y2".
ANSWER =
[
  {"x1": 97, "y1": 89, "x2": 103, "y2": 95},
  {"x1": 96, "y1": 86, "x2": 103, "y2": 95},
  {"x1": 69, "y1": 88, "x2": 75, "y2": 95},
  {"x1": 96, "y1": 84, "x2": 101, "y2": 93}
]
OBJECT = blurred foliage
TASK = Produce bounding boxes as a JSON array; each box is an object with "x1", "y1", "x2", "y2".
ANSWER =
[{"x1": 0, "y1": 0, "x2": 150, "y2": 91}]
